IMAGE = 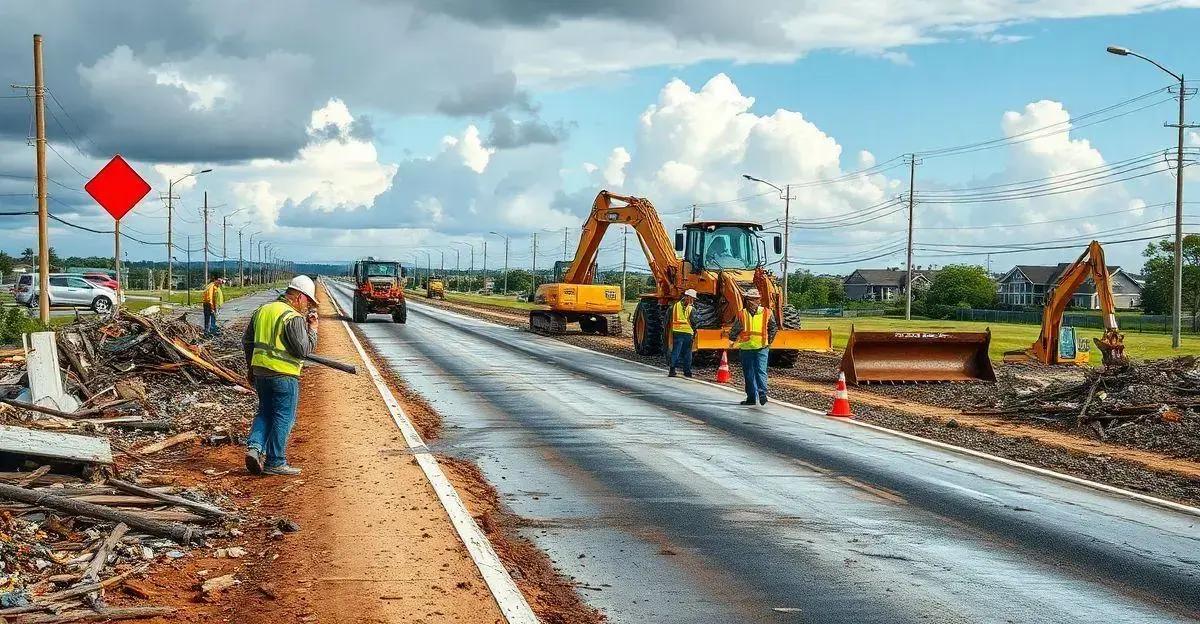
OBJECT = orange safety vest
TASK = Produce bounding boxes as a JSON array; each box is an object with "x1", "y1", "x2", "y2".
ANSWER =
[
  {"x1": 202, "y1": 282, "x2": 222, "y2": 308},
  {"x1": 735, "y1": 308, "x2": 769, "y2": 350},
  {"x1": 670, "y1": 301, "x2": 694, "y2": 334}
]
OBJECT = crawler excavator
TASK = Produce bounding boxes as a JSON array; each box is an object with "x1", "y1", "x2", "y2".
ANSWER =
[
  {"x1": 1003, "y1": 240, "x2": 1127, "y2": 366},
  {"x1": 531, "y1": 191, "x2": 832, "y2": 366}
]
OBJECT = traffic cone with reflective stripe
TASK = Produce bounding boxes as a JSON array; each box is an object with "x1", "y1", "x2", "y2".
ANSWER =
[
  {"x1": 827, "y1": 371, "x2": 855, "y2": 418},
  {"x1": 716, "y1": 351, "x2": 732, "y2": 383}
]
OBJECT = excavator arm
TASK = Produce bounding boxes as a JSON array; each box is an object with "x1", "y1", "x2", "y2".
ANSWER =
[
  {"x1": 1032, "y1": 241, "x2": 1126, "y2": 366},
  {"x1": 563, "y1": 191, "x2": 681, "y2": 295}
]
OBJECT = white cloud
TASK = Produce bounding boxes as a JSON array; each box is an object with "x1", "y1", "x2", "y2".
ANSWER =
[
  {"x1": 441, "y1": 125, "x2": 493, "y2": 173},
  {"x1": 602, "y1": 148, "x2": 630, "y2": 187}
]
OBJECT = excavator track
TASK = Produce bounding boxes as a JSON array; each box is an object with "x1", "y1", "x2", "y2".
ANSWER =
[{"x1": 530, "y1": 310, "x2": 568, "y2": 335}]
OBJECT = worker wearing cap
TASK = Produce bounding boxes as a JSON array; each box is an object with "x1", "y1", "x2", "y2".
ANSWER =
[
  {"x1": 242, "y1": 275, "x2": 319, "y2": 476},
  {"x1": 668, "y1": 288, "x2": 698, "y2": 378},
  {"x1": 728, "y1": 289, "x2": 777, "y2": 405},
  {"x1": 201, "y1": 275, "x2": 226, "y2": 337}
]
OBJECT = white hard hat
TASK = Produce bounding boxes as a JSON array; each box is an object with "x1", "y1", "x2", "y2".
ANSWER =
[
  {"x1": 288, "y1": 275, "x2": 317, "y2": 303},
  {"x1": 743, "y1": 288, "x2": 761, "y2": 299},
  {"x1": 683, "y1": 289, "x2": 698, "y2": 298}
]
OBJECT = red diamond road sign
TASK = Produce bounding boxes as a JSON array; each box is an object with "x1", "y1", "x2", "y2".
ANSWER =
[{"x1": 84, "y1": 155, "x2": 152, "y2": 221}]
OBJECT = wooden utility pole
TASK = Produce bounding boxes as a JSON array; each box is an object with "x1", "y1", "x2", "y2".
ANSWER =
[
  {"x1": 33, "y1": 34, "x2": 49, "y2": 324},
  {"x1": 905, "y1": 155, "x2": 917, "y2": 321},
  {"x1": 238, "y1": 229, "x2": 244, "y2": 286},
  {"x1": 165, "y1": 182, "x2": 176, "y2": 297},
  {"x1": 202, "y1": 192, "x2": 209, "y2": 283},
  {"x1": 186, "y1": 235, "x2": 192, "y2": 306},
  {"x1": 531, "y1": 233, "x2": 538, "y2": 291},
  {"x1": 621, "y1": 226, "x2": 628, "y2": 299}
]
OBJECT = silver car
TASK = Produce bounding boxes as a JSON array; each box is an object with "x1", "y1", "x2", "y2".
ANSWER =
[{"x1": 18, "y1": 273, "x2": 124, "y2": 314}]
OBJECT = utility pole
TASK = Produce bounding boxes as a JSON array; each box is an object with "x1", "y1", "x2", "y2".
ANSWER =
[
  {"x1": 114, "y1": 221, "x2": 122, "y2": 299},
  {"x1": 238, "y1": 229, "x2": 244, "y2": 286},
  {"x1": 531, "y1": 233, "x2": 538, "y2": 292},
  {"x1": 503, "y1": 238, "x2": 508, "y2": 294},
  {"x1": 782, "y1": 184, "x2": 792, "y2": 309},
  {"x1": 166, "y1": 183, "x2": 176, "y2": 296},
  {"x1": 33, "y1": 34, "x2": 49, "y2": 324},
  {"x1": 691, "y1": 203, "x2": 697, "y2": 222},
  {"x1": 621, "y1": 226, "x2": 628, "y2": 299},
  {"x1": 186, "y1": 235, "x2": 192, "y2": 306},
  {"x1": 905, "y1": 155, "x2": 917, "y2": 321},
  {"x1": 202, "y1": 192, "x2": 209, "y2": 284},
  {"x1": 564, "y1": 227, "x2": 569, "y2": 261},
  {"x1": 482, "y1": 240, "x2": 488, "y2": 289}
]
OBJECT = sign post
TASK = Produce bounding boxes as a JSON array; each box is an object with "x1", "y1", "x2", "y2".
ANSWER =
[{"x1": 85, "y1": 155, "x2": 151, "y2": 305}]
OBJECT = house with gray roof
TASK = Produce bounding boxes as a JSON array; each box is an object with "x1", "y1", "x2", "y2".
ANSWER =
[
  {"x1": 843, "y1": 268, "x2": 936, "y2": 302},
  {"x1": 997, "y1": 264, "x2": 1142, "y2": 309}
]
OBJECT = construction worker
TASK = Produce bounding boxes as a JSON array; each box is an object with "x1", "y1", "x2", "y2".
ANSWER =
[
  {"x1": 201, "y1": 275, "x2": 225, "y2": 336},
  {"x1": 668, "y1": 288, "x2": 698, "y2": 378},
  {"x1": 728, "y1": 289, "x2": 777, "y2": 405},
  {"x1": 242, "y1": 275, "x2": 319, "y2": 476}
]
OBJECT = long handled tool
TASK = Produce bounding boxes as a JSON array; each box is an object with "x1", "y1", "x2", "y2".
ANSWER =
[{"x1": 303, "y1": 354, "x2": 357, "y2": 375}]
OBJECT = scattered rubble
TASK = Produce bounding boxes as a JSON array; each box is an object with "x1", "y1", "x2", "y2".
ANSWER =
[{"x1": 0, "y1": 310, "x2": 258, "y2": 620}]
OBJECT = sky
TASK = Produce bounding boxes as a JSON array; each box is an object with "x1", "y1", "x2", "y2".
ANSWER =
[{"x1": 0, "y1": 0, "x2": 1198, "y2": 276}]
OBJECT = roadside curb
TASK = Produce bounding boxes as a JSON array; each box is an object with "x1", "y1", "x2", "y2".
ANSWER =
[
  {"x1": 321, "y1": 279, "x2": 541, "y2": 624},
  {"x1": 407, "y1": 298, "x2": 1200, "y2": 519}
]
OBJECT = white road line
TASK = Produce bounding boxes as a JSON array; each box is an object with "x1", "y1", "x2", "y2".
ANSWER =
[
  {"x1": 406, "y1": 298, "x2": 1200, "y2": 519},
  {"x1": 322, "y1": 281, "x2": 541, "y2": 624}
]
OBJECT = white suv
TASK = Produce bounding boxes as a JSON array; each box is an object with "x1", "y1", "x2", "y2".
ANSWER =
[{"x1": 16, "y1": 273, "x2": 124, "y2": 314}]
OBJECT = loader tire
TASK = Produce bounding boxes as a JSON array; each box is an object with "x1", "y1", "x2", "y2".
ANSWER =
[
  {"x1": 768, "y1": 306, "x2": 803, "y2": 368},
  {"x1": 691, "y1": 298, "x2": 720, "y2": 329},
  {"x1": 352, "y1": 295, "x2": 367, "y2": 323},
  {"x1": 392, "y1": 302, "x2": 407, "y2": 324},
  {"x1": 633, "y1": 299, "x2": 665, "y2": 356},
  {"x1": 604, "y1": 314, "x2": 623, "y2": 337}
]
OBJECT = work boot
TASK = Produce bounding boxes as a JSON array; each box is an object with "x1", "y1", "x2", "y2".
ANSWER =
[
  {"x1": 245, "y1": 449, "x2": 264, "y2": 475},
  {"x1": 668, "y1": 368, "x2": 677, "y2": 377},
  {"x1": 264, "y1": 464, "x2": 302, "y2": 476},
  {"x1": 759, "y1": 395, "x2": 769, "y2": 405},
  {"x1": 739, "y1": 398, "x2": 756, "y2": 406}
]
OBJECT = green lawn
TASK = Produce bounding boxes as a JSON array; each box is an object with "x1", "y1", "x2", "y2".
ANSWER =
[
  {"x1": 122, "y1": 282, "x2": 287, "y2": 313},
  {"x1": 801, "y1": 316, "x2": 1199, "y2": 364}
]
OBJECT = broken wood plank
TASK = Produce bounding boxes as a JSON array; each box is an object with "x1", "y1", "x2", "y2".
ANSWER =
[
  {"x1": 0, "y1": 424, "x2": 113, "y2": 465},
  {"x1": 14, "y1": 466, "x2": 51, "y2": 488},
  {"x1": 109, "y1": 479, "x2": 228, "y2": 518},
  {"x1": 0, "y1": 483, "x2": 202, "y2": 545},
  {"x1": 0, "y1": 564, "x2": 149, "y2": 616},
  {"x1": 6, "y1": 606, "x2": 174, "y2": 623},
  {"x1": 83, "y1": 523, "x2": 128, "y2": 583},
  {"x1": 133, "y1": 431, "x2": 199, "y2": 456}
]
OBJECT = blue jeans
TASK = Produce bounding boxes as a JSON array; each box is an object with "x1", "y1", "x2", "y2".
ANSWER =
[
  {"x1": 739, "y1": 348, "x2": 769, "y2": 401},
  {"x1": 669, "y1": 332, "x2": 693, "y2": 375},
  {"x1": 203, "y1": 304, "x2": 218, "y2": 335},
  {"x1": 247, "y1": 375, "x2": 299, "y2": 468}
]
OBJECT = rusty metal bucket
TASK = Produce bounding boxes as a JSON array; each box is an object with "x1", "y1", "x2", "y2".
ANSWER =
[{"x1": 840, "y1": 328, "x2": 996, "y2": 384}]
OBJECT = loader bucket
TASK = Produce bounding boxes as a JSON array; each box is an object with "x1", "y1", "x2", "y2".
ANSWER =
[{"x1": 840, "y1": 329, "x2": 996, "y2": 384}]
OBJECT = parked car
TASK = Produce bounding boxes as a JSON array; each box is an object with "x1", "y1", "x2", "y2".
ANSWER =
[
  {"x1": 83, "y1": 273, "x2": 119, "y2": 291},
  {"x1": 15, "y1": 273, "x2": 124, "y2": 314}
]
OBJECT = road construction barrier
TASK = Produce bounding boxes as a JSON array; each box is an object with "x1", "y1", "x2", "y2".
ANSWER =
[
  {"x1": 716, "y1": 351, "x2": 731, "y2": 383},
  {"x1": 840, "y1": 328, "x2": 997, "y2": 384},
  {"x1": 827, "y1": 371, "x2": 855, "y2": 418}
]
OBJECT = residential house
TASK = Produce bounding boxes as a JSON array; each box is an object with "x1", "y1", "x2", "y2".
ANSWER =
[
  {"x1": 843, "y1": 268, "x2": 936, "y2": 302},
  {"x1": 997, "y1": 264, "x2": 1142, "y2": 309}
]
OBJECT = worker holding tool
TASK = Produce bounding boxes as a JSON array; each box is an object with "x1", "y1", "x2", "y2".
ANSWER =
[
  {"x1": 201, "y1": 275, "x2": 225, "y2": 337},
  {"x1": 668, "y1": 288, "x2": 698, "y2": 378},
  {"x1": 728, "y1": 289, "x2": 777, "y2": 405},
  {"x1": 242, "y1": 275, "x2": 319, "y2": 476}
]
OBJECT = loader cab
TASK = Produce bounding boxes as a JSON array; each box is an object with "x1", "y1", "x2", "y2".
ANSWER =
[{"x1": 675, "y1": 222, "x2": 781, "y2": 272}]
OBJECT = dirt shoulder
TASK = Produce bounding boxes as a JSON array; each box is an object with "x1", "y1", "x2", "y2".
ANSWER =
[{"x1": 409, "y1": 294, "x2": 1200, "y2": 506}]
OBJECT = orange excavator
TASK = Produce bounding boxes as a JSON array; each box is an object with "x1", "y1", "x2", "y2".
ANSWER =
[
  {"x1": 1004, "y1": 240, "x2": 1127, "y2": 366},
  {"x1": 532, "y1": 191, "x2": 832, "y2": 366}
]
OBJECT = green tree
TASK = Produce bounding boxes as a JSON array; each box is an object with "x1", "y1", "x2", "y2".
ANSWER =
[
  {"x1": 0, "y1": 250, "x2": 12, "y2": 277},
  {"x1": 504, "y1": 269, "x2": 533, "y2": 295},
  {"x1": 925, "y1": 264, "x2": 996, "y2": 309},
  {"x1": 786, "y1": 270, "x2": 845, "y2": 309},
  {"x1": 20, "y1": 248, "x2": 34, "y2": 264},
  {"x1": 1141, "y1": 235, "x2": 1200, "y2": 328}
]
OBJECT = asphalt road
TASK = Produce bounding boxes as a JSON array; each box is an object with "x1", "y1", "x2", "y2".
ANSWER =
[{"x1": 326, "y1": 280, "x2": 1200, "y2": 623}]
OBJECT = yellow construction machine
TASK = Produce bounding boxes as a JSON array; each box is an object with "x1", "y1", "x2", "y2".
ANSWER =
[
  {"x1": 1004, "y1": 240, "x2": 1127, "y2": 366},
  {"x1": 531, "y1": 191, "x2": 832, "y2": 366},
  {"x1": 426, "y1": 277, "x2": 446, "y2": 300},
  {"x1": 531, "y1": 260, "x2": 623, "y2": 335}
]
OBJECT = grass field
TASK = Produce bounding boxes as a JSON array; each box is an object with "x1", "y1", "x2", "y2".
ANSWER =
[
  {"x1": 801, "y1": 316, "x2": 1198, "y2": 364},
  {"x1": 122, "y1": 283, "x2": 286, "y2": 313}
]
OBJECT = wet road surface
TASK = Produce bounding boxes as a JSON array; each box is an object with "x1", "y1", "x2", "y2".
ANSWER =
[{"x1": 326, "y1": 280, "x2": 1200, "y2": 623}]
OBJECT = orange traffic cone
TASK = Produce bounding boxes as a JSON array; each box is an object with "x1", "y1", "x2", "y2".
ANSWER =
[
  {"x1": 716, "y1": 351, "x2": 731, "y2": 384},
  {"x1": 827, "y1": 371, "x2": 855, "y2": 418}
]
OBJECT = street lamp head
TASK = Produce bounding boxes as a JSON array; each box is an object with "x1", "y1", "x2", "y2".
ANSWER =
[
  {"x1": 1106, "y1": 45, "x2": 1130, "y2": 56},
  {"x1": 198, "y1": 168, "x2": 214, "y2": 174},
  {"x1": 742, "y1": 174, "x2": 757, "y2": 181}
]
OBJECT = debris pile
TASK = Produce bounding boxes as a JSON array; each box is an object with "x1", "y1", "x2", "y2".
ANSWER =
[
  {"x1": 966, "y1": 357, "x2": 1200, "y2": 443},
  {"x1": 0, "y1": 311, "x2": 256, "y2": 619}
]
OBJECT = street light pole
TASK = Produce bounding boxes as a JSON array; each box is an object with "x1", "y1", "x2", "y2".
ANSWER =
[
  {"x1": 164, "y1": 169, "x2": 211, "y2": 297},
  {"x1": 221, "y1": 208, "x2": 243, "y2": 280},
  {"x1": 743, "y1": 174, "x2": 793, "y2": 309},
  {"x1": 490, "y1": 232, "x2": 509, "y2": 295},
  {"x1": 1107, "y1": 45, "x2": 1194, "y2": 348}
]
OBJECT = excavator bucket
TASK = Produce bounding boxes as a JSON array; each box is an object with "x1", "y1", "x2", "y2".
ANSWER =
[{"x1": 840, "y1": 329, "x2": 996, "y2": 384}]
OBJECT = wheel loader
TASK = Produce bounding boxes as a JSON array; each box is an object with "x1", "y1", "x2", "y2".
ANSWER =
[
  {"x1": 351, "y1": 258, "x2": 407, "y2": 324},
  {"x1": 426, "y1": 277, "x2": 446, "y2": 300},
  {"x1": 531, "y1": 191, "x2": 832, "y2": 366}
]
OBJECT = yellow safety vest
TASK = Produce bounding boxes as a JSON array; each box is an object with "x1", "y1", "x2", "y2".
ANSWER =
[
  {"x1": 735, "y1": 308, "x2": 768, "y2": 350},
  {"x1": 670, "y1": 301, "x2": 694, "y2": 334},
  {"x1": 202, "y1": 283, "x2": 223, "y2": 308},
  {"x1": 250, "y1": 301, "x2": 304, "y2": 376}
]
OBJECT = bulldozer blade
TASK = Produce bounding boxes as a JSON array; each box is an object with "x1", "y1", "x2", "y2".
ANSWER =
[{"x1": 841, "y1": 329, "x2": 996, "y2": 384}]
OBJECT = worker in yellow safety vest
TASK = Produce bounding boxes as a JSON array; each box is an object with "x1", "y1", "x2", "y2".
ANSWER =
[
  {"x1": 242, "y1": 275, "x2": 319, "y2": 476},
  {"x1": 727, "y1": 289, "x2": 777, "y2": 405},
  {"x1": 201, "y1": 275, "x2": 226, "y2": 336},
  {"x1": 668, "y1": 288, "x2": 698, "y2": 378}
]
